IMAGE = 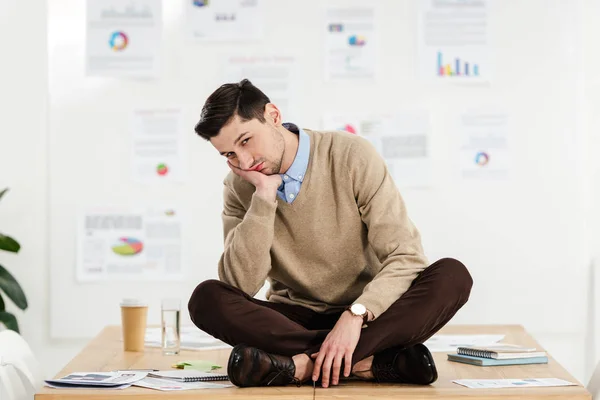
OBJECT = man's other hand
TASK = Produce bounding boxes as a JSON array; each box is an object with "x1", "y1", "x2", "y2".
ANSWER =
[{"x1": 311, "y1": 310, "x2": 363, "y2": 388}]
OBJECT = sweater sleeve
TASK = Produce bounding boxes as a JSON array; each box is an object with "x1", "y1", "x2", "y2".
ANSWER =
[
  {"x1": 218, "y1": 182, "x2": 278, "y2": 296},
  {"x1": 349, "y1": 137, "x2": 429, "y2": 319}
]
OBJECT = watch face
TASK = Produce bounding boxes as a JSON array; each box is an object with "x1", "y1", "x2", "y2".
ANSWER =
[{"x1": 351, "y1": 303, "x2": 366, "y2": 315}]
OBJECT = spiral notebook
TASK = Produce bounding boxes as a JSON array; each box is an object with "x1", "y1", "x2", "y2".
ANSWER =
[
  {"x1": 448, "y1": 354, "x2": 549, "y2": 366},
  {"x1": 457, "y1": 344, "x2": 546, "y2": 359},
  {"x1": 148, "y1": 370, "x2": 229, "y2": 382}
]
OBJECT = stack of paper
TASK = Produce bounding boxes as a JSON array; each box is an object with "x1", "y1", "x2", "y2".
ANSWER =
[
  {"x1": 134, "y1": 377, "x2": 232, "y2": 391},
  {"x1": 424, "y1": 334, "x2": 505, "y2": 352},
  {"x1": 44, "y1": 371, "x2": 148, "y2": 390},
  {"x1": 144, "y1": 326, "x2": 231, "y2": 350},
  {"x1": 44, "y1": 370, "x2": 233, "y2": 392}
]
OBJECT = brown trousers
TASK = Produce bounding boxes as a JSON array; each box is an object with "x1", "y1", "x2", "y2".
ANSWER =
[{"x1": 188, "y1": 258, "x2": 472, "y2": 365}]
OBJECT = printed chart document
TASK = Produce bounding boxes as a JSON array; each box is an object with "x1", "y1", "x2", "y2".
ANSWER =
[
  {"x1": 185, "y1": 0, "x2": 263, "y2": 41},
  {"x1": 322, "y1": 112, "x2": 431, "y2": 189},
  {"x1": 131, "y1": 108, "x2": 186, "y2": 184},
  {"x1": 223, "y1": 55, "x2": 299, "y2": 122},
  {"x1": 86, "y1": 0, "x2": 162, "y2": 78},
  {"x1": 77, "y1": 207, "x2": 183, "y2": 282},
  {"x1": 424, "y1": 334, "x2": 505, "y2": 352},
  {"x1": 45, "y1": 371, "x2": 147, "y2": 389},
  {"x1": 459, "y1": 111, "x2": 510, "y2": 180},
  {"x1": 325, "y1": 6, "x2": 376, "y2": 80},
  {"x1": 418, "y1": 0, "x2": 489, "y2": 82},
  {"x1": 453, "y1": 378, "x2": 577, "y2": 389}
]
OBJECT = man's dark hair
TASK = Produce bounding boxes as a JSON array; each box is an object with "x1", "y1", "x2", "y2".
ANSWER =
[{"x1": 194, "y1": 79, "x2": 271, "y2": 141}]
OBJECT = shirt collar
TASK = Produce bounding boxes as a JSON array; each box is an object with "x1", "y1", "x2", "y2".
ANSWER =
[{"x1": 280, "y1": 124, "x2": 310, "y2": 183}]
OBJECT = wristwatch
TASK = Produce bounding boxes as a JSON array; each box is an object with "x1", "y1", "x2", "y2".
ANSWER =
[{"x1": 348, "y1": 303, "x2": 369, "y2": 323}]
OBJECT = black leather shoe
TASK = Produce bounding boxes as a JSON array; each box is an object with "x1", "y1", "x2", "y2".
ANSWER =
[
  {"x1": 227, "y1": 344, "x2": 301, "y2": 387},
  {"x1": 372, "y1": 343, "x2": 437, "y2": 385}
]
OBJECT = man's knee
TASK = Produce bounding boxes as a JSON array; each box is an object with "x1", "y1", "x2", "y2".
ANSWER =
[
  {"x1": 437, "y1": 257, "x2": 473, "y2": 298},
  {"x1": 188, "y1": 279, "x2": 227, "y2": 324}
]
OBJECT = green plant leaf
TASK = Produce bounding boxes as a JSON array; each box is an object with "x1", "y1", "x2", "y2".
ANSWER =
[
  {"x1": 0, "y1": 311, "x2": 19, "y2": 333},
  {"x1": 0, "y1": 234, "x2": 20, "y2": 253},
  {"x1": 0, "y1": 188, "x2": 8, "y2": 202},
  {"x1": 0, "y1": 264, "x2": 27, "y2": 310},
  {"x1": 0, "y1": 292, "x2": 5, "y2": 312}
]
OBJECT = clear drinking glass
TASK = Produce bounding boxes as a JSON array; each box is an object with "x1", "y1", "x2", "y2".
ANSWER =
[{"x1": 161, "y1": 298, "x2": 181, "y2": 355}]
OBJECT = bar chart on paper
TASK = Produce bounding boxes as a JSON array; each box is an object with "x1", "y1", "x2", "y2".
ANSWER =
[
  {"x1": 437, "y1": 51, "x2": 480, "y2": 77},
  {"x1": 418, "y1": 0, "x2": 490, "y2": 82},
  {"x1": 419, "y1": 46, "x2": 489, "y2": 82}
]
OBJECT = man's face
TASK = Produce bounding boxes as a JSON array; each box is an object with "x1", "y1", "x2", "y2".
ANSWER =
[{"x1": 210, "y1": 112, "x2": 285, "y2": 175}]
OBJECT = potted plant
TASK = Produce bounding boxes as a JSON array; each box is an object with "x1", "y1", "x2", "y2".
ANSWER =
[{"x1": 0, "y1": 188, "x2": 28, "y2": 332}]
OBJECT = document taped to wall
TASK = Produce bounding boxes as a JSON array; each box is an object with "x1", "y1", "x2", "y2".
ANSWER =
[{"x1": 76, "y1": 207, "x2": 183, "y2": 281}]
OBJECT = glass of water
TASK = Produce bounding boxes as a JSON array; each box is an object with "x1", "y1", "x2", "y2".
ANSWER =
[{"x1": 161, "y1": 298, "x2": 181, "y2": 355}]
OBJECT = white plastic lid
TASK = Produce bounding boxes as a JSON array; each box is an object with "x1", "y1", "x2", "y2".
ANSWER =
[{"x1": 120, "y1": 298, "x2": 147, "y2": 307}]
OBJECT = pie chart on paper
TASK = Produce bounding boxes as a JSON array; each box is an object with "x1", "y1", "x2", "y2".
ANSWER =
[
  {"x1": 341, "y1": 124, "x2": 357, "y2": 134},
  {"x1": 157, "y1": 163, "x2": 169, "y2": 176},
  {"x1": 112, "y1": 237, "x2": 144, "y2": 256}
]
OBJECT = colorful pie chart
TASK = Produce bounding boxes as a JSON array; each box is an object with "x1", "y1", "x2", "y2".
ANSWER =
[
  {"x1": 109, "y1": 31, "x2": 128, "y2": 51},
  {"x1": 112, "y1": 237, "x2": 143, "y2": 256},
  {"x1": 475, "y1": 151, "x2": 490, "y2": 166}
]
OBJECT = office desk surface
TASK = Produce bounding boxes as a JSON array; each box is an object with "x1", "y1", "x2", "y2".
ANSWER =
[{"x1": 35, "y1": 324, "x2": 591, "y2": 399}]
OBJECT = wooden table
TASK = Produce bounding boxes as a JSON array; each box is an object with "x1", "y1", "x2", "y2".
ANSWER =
[{"x1": 35, "y1": 324, "x2": 591, "y2": 399}]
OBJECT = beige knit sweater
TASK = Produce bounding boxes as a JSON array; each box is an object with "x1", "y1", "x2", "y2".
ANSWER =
[{"x1": 218, "y1": 129, "x2": 429, "y2": 319}]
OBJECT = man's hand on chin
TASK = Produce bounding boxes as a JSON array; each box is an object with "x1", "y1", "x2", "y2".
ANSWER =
[{"x1": 228, "y1": 161, "x2": 282, "y2": 202}]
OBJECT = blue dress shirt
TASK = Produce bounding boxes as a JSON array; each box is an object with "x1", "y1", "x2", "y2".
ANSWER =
[{"x1": 277, "y1": 123, "x2": 310, "y2": 204}]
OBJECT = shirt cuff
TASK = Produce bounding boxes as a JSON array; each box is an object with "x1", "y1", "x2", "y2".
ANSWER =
[{"x1": 353, "y1": 292, "x2": 389, "y2": 321}]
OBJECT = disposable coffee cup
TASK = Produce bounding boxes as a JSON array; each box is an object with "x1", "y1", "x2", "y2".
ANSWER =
[{"x1": 120, "y1": 298, "x2": 148, "y2": 352}]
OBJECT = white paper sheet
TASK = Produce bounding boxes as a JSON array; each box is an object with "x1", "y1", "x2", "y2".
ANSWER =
[
  {"x1": 324, "y1": 6, "x2": 376, "y2": 80},
  {"x1": 185, "y1": 0, "x2": 263, "y2": 41},
  {"x1": 131, "y1": 108, "x2": 186, "y2": 184},
  {"x1": 222, "y1": 56, "x2": 299, "y2": 122},
  {"x1": 86, "y1": 0, "x2": 161, "y2": 78},
  {"x1": 134, "y1": 377, "x2": 232, "y2": 391},
  {"x1": 418, "y1": 0, "x2": 489, "y2": 82},
  {"x1": 459, "y1": 112, "x2": 510, "y2": 180},
  {"x1": 453, "y1": 378, "x2": 577, "y2": 389},
  {"x1": 423, "y1": 334, "x2": 505, "y2": 352},
  {"x1": 322, "y1": 112, "x2": 431, "y2": 189},
  {"x1": 144, "y1": 326, "x2": 231, "y2": 350},
  {"x1": 77, "y1": 207, "x2": 183, "y2": 281}
]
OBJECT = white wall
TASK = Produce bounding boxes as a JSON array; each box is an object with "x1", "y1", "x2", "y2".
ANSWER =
[
  {"x1": 0, "y1": 0, "x2": 598, "y2": 384},
  {"x1": 583, "y1": 0, "x2": 600, "y2": 378},
  {"x1": 1, "y1": 0, "x2": 57, "y2": 379},
  {"x1": 0, "y1": 0, "x2": 88, "y2": 380}
]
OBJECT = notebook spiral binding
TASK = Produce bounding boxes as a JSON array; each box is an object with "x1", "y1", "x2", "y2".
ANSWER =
[
  {"x1": 457, "y1": 348, "x2": 494, "y2": 358},
  {"x1": 182, "y1": 375, "x2": 229, "y2": 382}
]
